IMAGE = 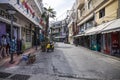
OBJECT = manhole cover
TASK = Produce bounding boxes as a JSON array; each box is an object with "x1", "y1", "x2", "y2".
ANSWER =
[
  {"x1": 10, "y1": 74, "x2": 30, "y2": 80},
  {"x1": 0, "y1": 72, "x2": 12, "y2": 78}
]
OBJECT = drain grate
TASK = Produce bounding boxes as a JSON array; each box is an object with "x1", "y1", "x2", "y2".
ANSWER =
[
  {"x1": 0, "y1": 72, "x2": 12, "y2": 78},
  {"x1": 10, "y1": 74, "x2": 30, "y2": 80}
]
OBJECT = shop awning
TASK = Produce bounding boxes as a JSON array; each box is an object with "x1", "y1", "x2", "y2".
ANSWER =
[
  {"x1": 85, "y1": 20, "x2": 114, "y2": 35},
  {"x1": 102, "y1": 19, "x2": 120, "y2": 34}
]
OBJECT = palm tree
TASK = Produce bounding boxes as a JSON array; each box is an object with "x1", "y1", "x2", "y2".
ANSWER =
[{"x1": 41, "y1": 6, "x2": 56, "y2": 36}]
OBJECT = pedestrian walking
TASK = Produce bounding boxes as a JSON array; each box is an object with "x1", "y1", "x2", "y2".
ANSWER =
[
  {"x1": 6, "y1": 33, "x2": 10, "y2": 56},
  {"x1": 9, "y1": 36, "x2": 17, "y2": 64},
  {"x1": 0, "y1": 35, "x2": 7, "y2": 58}
]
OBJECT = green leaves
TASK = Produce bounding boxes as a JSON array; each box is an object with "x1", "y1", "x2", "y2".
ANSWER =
[
  {"x1": 41, "y1": 6, "x2": 56, "y2": 20},
  {"x1": 41, "y1": 6, "x2": 56, "y2": 35}
]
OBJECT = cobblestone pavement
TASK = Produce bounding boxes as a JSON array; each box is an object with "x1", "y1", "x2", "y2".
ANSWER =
[{"x1": 0, "y1": 43, "x2": 120, "y2": 80}]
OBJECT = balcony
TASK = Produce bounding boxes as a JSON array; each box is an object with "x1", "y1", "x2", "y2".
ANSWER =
[{"x1": 77, "y1": 0, "x2": 85, "y2": 9}]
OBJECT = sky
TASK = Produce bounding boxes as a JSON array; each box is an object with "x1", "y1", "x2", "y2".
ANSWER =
[{"x1": 43, "y1": 0, "x2": 75, "y2": 21}]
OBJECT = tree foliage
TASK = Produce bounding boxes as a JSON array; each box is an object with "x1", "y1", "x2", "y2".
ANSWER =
[
  {"x1": 41, "y1": 6, "x2": 56, "y2": 35},
  {"x1": 41, "y1": 6, "x2": 56, "y2": 21}
]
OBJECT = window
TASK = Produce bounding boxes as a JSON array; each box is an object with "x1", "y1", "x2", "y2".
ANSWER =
[
  {"x1": 80, "y1": 8, "x2": 85, "y2": 16},
  {"x1": 79, "y1": 24, "x2": 84, "y2": 33},
  {"x1": 80, "y1": 10, "x2": 82, "y2": 16},
  {"x1": 88, "y1": 0, "x2": 92, "y2": 9},
  {"x1": 99, "y1": 8, "x2": 105, "y2": 18},
  {"x1": 86, "y1": 21, "x2": 92, "y2": 28}
]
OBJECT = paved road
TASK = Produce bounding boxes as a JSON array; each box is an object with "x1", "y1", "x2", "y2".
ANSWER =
[{"x1": 0, "y1": 43, "x2": 120, "y2": 80}]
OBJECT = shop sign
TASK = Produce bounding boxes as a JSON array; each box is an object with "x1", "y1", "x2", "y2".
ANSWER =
[{"x1": 0, "y1": 9, "x2": 17, "y2": 22}]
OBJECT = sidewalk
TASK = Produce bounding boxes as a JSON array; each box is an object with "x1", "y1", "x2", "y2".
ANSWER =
[
  {"x1": 0, "y1": 46, "x2": 41, "y2": 68},
  {"x1": 77, "y1": 45, "x2": 120, "y2": 61}
]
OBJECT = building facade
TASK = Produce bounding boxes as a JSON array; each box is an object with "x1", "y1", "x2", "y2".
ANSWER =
[
  {"x1": 67, "y1": 2, "x2": 77, "y2": 44},
  {"x1": 50, "y1": 20, "x2": 67, "y2": 42},
  {"x1": 75, "y1": 0, "x2": 120, "y2": 56},
  {"x1": 0, "y1": 0, "x2": 44, "y2": 50}
]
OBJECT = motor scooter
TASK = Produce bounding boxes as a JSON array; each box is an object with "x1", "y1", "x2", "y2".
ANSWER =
[{"x1": 46, "y1": 42, "x2": 54, "y2": 52}]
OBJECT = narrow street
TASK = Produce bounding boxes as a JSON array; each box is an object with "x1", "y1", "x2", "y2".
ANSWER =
[
  {"x1": 0, "y1": 43, "x2": 120, "y2": 80},
  {"x1": 0, "y1": 0, "x2": 120, "y2": 80}
]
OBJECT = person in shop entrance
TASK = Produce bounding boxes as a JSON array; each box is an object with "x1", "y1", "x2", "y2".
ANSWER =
[
  {"x1": 112, "y1": 40, "x2": 119, "y2": 55},
  {"x1": 0, "y1": 35, "x2": 7, "y2": 58},
  {"x1": 6, "y1": 33, "x2": 10, "y2": 56},
  {"x1": 9, "y1": 36, "x2": 17, "y2": 64}
]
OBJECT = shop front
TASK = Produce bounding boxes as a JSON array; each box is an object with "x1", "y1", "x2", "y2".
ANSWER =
[
  {"x1": 102, "y1": 32, "x2": 120, "y2": 55},
  {"x1": 74, "y1": 33, "x2": 85, "y2": 46},
  {"x1": 26, "y1": 29, "x2": 32, "y2": 49},
  {"x1": 85, "y1": 20, "x2": 114, "y2": 52},
  {"x1": 89, "y1": 34, "x2": 102, "y2": 51},
  {"x1": 102, "y1": 19, "x2": 120, "y2": 56},
  {"x1": 0, "y1": 22, "x2": 6, "y2": 40},
  {"x1": 0, "y1": 21, "x2": 20, "y2": 42},
  {"x1": 22, "y1": 27, "x2": 32, "y2": 49},
  {"x1": 31, "y1": 27, "x2": 36, "y2": 47},
  {"x1": 90, "y1": 35, "x2": 98, "y2": 51},
  {"x1": 84, "y1": 36, "x2": 90, "y2": 48},
  {"x1": 111, "y1": 32, "x2": 120, "y2": 55},
  {"x1": 103, "y1": 33, "x2": 111, "y2": 54}
]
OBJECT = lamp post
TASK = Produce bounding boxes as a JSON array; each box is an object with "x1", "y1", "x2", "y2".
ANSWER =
[
  {"x1": 7, "y1": 9, "x2": 16, "y2": 39},
  {"x1": 7, "y1": 9, "x2": 16, "y2": 64},
  {"x1": 35, "y1": 25, "x2": 39, "y2": 50}
]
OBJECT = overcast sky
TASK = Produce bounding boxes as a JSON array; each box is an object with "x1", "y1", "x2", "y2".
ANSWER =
[{"x1": 43, "y1": 0, "x2": 75, "y2": 21}]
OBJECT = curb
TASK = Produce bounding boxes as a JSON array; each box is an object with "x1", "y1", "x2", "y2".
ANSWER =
[
  {"x1": 77, "y1": 45, "x2": 120, "y2": 61},
  {"x1": 95, "y1": 51, "x2": 120, "y2": 61}
]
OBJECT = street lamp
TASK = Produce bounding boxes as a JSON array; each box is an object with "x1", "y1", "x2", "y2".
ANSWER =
[
  {"x1": 7, "y1": 9, "x2": 16, "y2": 39},
  {"x1": 35, "y1": 25, "x2": 39, "y2": 50},
  {"x1": 7, "y1": 9, "x2": 16, "y2": 64}
]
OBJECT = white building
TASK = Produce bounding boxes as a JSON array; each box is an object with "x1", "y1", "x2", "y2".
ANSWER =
[
  {"x1": 0, "y1": 0, "x2": 43, "y2": 49},
  {"x1": 50, "y1": 20, "x2": 67, "y2": 42}
]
